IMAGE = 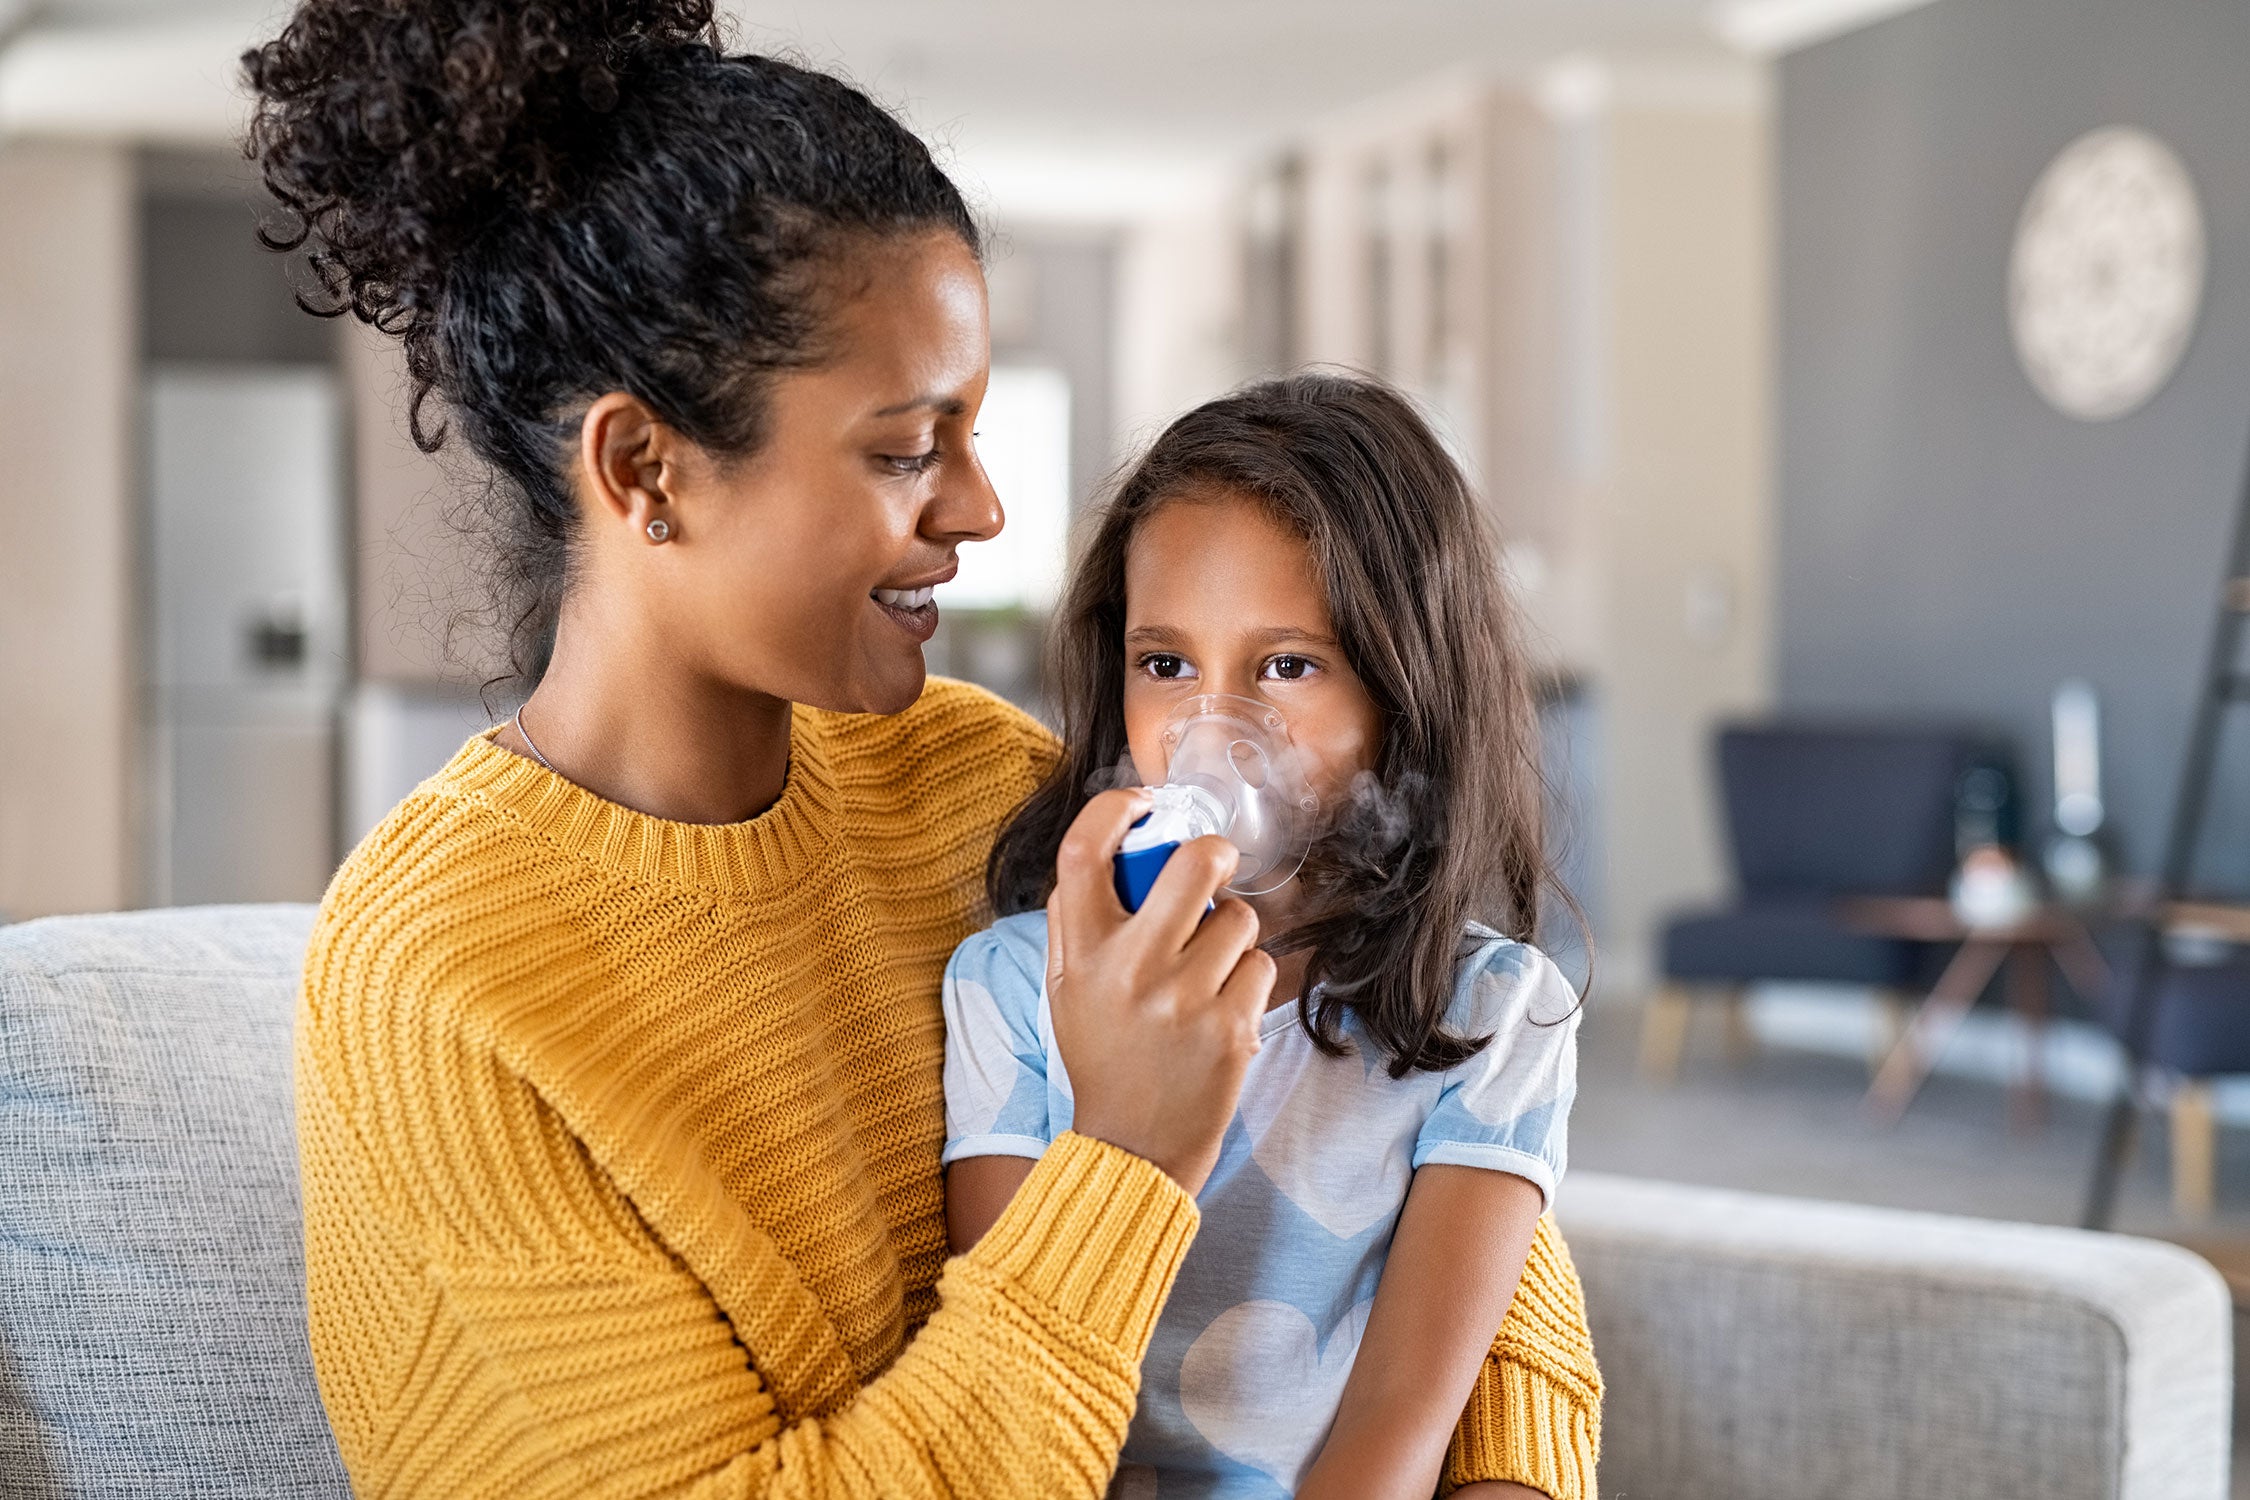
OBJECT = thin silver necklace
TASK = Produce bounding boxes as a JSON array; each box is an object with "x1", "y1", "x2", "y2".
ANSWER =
[{"x1": 512, "y1": 704, "x2": 555, "y2": 772}]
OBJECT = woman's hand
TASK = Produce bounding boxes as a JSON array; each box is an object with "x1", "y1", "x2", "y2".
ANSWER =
[{"x1": 1045, "y1": 788, "x2": 1276, "y2": 1195}]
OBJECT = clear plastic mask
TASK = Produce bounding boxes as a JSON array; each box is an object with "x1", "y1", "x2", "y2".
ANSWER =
[{"x1": 1118, "y1": 694, "x2": 1318, "y2": 897}]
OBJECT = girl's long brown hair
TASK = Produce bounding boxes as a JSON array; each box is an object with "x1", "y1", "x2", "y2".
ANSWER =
[{"x1": 989, "y1": 370, "x2": 1574, "y2": 1077}]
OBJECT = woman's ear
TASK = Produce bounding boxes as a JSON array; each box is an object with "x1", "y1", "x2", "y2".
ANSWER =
[{"x1": 577, "y1": 392, "x2": 681, "y2": 544}]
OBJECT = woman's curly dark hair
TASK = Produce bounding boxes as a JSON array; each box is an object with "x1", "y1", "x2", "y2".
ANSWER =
[{"x1": 243, "y1": 1, "x2": 980, "y2": 681}]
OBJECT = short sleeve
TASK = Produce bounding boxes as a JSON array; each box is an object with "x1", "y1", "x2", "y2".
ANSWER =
[
  {"x1": 1412, "y1": 939, "x2": 1580, "y2": 1209},
  {"x1": 942, "y1": 913, "x2": 1058, "y2": 1165}
]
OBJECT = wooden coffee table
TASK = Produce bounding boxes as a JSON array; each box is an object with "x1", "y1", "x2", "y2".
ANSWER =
[{"x1": 1838, "y1": 896, "x2": 2113, "y2": 1130}]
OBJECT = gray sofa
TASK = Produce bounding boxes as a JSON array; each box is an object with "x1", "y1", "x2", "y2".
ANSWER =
[{"x1": 0, "y1": 906, "x2": 2232, "y2": 1499}]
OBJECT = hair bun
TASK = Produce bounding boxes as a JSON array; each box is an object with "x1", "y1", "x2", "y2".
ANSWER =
[{"x1": 245, "y1": 0, "x2": 717, "y2": 319}]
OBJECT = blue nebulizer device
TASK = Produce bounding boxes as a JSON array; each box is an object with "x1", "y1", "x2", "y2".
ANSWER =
[{"x1": 1112, "y1": 695, "x2": 1317, "y2": 913}]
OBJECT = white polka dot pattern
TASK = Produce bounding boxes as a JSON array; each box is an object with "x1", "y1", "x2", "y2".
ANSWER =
[{"x1": 1178, "y1": 1297, "x2": 1372, "y2": 1490}]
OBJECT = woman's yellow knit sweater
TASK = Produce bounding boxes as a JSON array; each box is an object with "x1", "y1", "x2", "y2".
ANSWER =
[{"x1": 298, "y1": 677, "x2": 1601, "y2": 1499}]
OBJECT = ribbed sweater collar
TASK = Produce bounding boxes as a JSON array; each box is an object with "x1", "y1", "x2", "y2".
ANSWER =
[{"x1": 434, "y1": 711, "x2": 840, "y2": 900}]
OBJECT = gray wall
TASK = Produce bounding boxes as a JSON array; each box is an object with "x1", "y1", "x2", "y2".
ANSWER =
[
  {"x1": 140, "y1": 150, "x2": 331, "y2": 367},
  {"x1": 1778, "y1": 0, "x2": 2250, "y2": 883}
]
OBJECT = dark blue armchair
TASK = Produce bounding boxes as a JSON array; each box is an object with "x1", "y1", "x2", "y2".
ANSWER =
[
  {"x1": 2104, "y1": 940, "x2": 2250, "y2": 1218},
  {"x1": 1644, "y1": 724, "x2": 1984, "y2": 1079}
]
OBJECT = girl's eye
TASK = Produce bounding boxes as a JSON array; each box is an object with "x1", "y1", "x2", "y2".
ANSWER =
[
  {"x1": 882, "y1": 448, "x2": 943, "y2": 476},
  {"x1": 1139, "y1": 653, "x2": 1198, "y2": 681},
  {"x1": 1261, "y1": 654, "x2": 1318, "y2": 682}
]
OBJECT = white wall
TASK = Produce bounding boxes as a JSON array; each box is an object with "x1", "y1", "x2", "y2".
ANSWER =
[
  {"x1": 1113, "y1": 185, "x2": 1255, "y2": 459},
  {"x1": 0, "y1": 141, "x2": 138, "y2": 918},
  {"x1": 1590, "y1": 80, "x2": 1775, "y2": 994}
]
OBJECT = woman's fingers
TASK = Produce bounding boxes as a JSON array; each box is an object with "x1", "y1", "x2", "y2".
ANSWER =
[
  {"x1": 1134, "y1": 834, "x2": 1243, "y2": 948},
  {"x1": 1177, "y1": 896, "x2": 1263, "y2": 997},
  {"x1": 1052, "y1": 787, "x2": 1153, "y2": 934},
  {"x1": 1216, "y1": 943, "x2": 1280, "y2": 1040}
]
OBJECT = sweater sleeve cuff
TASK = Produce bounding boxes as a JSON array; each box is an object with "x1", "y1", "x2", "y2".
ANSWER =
[
  {"x1": 1442, "y1": 1213, "x2": 1603, "y2": 1499},
  {"x1": 965, "y1": 1130, "x2": 1200, "y2": 1355},
  {"x1": 1441, "y1": 1356, "x2": 1601, "y2": 1500}
]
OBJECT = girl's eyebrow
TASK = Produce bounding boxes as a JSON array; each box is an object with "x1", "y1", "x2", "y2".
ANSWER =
[
  {"x1": 1241, "y1": 625, "x2": 1339, "y2": 649},
  {"x1": 1122, "y1": 624, "x2": 1338, "y2": 649}
]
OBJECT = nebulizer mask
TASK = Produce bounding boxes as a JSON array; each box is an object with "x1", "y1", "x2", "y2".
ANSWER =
[{"x1": 1112, "y1": 695, "x2": 1318, "y2": 912}]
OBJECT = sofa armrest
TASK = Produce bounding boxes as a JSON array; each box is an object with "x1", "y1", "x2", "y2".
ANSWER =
[{"x1": 1560, "y1": 1172, "x2": 2231, "y2": 1500}]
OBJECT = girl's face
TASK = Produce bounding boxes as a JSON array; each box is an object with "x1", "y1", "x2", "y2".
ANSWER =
[
  {"x1": 656, "y1": 230, "x2": 1000, "y2": 715},
  {"x1": 1121, "y1": 490, "x2": 1383, "y2": 822}
]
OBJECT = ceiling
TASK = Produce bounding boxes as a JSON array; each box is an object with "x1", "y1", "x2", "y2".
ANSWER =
[
  {"x1": 0, "y1": 0, "x2": 1935, "y2": 220},
  {"x1": 730, "y1": 0, "x2": 1726, "y2": 215}
]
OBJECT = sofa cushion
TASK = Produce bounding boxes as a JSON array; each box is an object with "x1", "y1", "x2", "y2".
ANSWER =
[{"x1": 0, "y1": 904, "x2": 346, "y2": 1498}]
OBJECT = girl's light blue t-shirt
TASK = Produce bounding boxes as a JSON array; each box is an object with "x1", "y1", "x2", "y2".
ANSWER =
[{"x1": 941, "y1": 910, "x2": 1579, "y2": 1500}]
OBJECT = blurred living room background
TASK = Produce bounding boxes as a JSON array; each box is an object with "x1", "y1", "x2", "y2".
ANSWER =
[{"x1": 6, "y1": 0, "x2": 2250, "y2": 1329}]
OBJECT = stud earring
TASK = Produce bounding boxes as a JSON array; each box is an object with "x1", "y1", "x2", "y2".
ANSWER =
[{"x1": 645, "y1": 517, "x2": 671, "y2": 544}]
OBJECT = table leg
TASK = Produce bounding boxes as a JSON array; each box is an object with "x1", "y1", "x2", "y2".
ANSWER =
[
  {"x1": 2171, "y1": 1080, "x2": 2217, "y2": 1221},
  {"x1": 2008, "y1": 944, "x2": 2051, "y2": 1133},
  {"x1": 2053, "y1": 925, "x2": 2113, "y2": 1006},
  {"x1": 1865, "y1": 938, "x2": 2011, "y2": 1127}
]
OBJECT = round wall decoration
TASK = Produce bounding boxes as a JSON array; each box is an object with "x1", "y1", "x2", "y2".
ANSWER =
[{"x1": 2007, "y1": 125, "x2": 2206, "y2": 422}]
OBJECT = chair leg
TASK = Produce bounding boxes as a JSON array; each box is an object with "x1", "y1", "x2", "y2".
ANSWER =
[
  {"x1": 1870, "y1": 990, "x2": 1911, "y2": 1082},
  {"x1": 1640, "y1": 985, "x2": 1696, "y2": 1082},
  {"x1": 2171, "y1": 1080, "x2": 2217, "y2": 1223},
  {"x1": 1720, "y1": 986, "x2": 1756, "y2": 1065}
]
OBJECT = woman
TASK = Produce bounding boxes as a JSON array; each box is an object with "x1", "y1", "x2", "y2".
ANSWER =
[{"x1": 247, "y1": 3, "x2": 1601, "y2": 1496}]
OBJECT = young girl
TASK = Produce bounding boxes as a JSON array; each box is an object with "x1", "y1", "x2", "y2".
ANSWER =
[{"x1": 943, "y1": 372, "x2": 1591, "y2": 1500}]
